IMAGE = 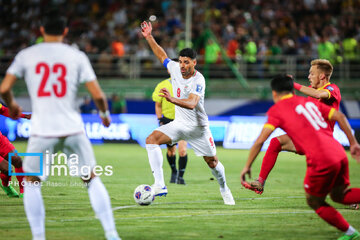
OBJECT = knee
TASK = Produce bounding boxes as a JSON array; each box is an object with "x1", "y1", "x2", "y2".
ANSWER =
[
  {"x1": 146, "y1": 135, "x2": 156, "y2": 145},
  {"x1": 205, "y1": 157, "x2": 218, "y2": 168},
  {"x1": 178, "y1": 149, "x2": 187, "y2": 157},
  {"x1": 306, "y1": 196, "x2": 324, "y2": 210},
  {"x1": 11, "y1": 156, "x2": 22, "y2": 168},
  {"x1": 26, "y1": 176, "x2": 41, "y2": 183},
  {"x1": 167, "y1": 147, "x2": 176, "y2": 157},
  {"x1": 330, "y1": 192, "x2": 344, "y2": 203}
]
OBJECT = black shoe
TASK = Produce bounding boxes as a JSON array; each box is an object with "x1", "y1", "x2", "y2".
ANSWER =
[
  {"x1": 176, "y1": 176, "x2": 186, "y2": 185},
  {"x1": 170, "y1": 171, "x2": 178, "y2": 183}
]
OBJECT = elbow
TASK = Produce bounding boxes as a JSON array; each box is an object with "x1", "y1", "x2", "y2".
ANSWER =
[
  {"x1": 188, "y1": 103, "x2": 197, "y2": 110},
  {"x1": 338, "y1": 112, "x2": 346, "y2": 121},
  {"x1": 0, "y1": 86, "x2": 8, "y2": 97}
]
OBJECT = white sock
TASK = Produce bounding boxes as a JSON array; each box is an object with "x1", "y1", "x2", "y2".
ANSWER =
[
  {"x1": 23, "y1": 181, "x2": 45, "y2": 239},
  {"x1": 210, "y1": 161, "x2": 228, "y2": 191},
  {"x1": 146, "y1": 144, "x2": 165, "y2": 187},
  {"x1": 88, "y1": 177, "x2": 118, "y2": 236},
  {"x1": 345, "y1": 226, "x2": 356, "y2": 235}
]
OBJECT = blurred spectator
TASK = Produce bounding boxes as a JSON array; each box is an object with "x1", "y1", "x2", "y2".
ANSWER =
[
  {"x1": 80, "y1": 96, "x2": 96, "y2": 114},
  {"x1": 111, "y1": 93, "x2": 127, "y2": 114},
  {"x1": 111, "y1": 37, "x2": 125, "y2": 57},
  {"x1": 342, "y1": 32, "x2": 358, "y2": 61},
  {"x1": 205, "y1": 39, "x2": 221, "y2": 64},
  {"x1": 244, "y1": 38, "x2": 257, "y2": 64},
  {"x1": 0, "y1": 0, "x2": 359, "y2": 64},
  {"x1": 317, "y1": 35, "x2": 336, "y2": 63}
]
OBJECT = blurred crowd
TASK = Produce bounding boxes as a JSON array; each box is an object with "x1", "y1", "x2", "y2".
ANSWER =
[{"x1": 1, "y1": 0, "x2": 360, "y2": 64}]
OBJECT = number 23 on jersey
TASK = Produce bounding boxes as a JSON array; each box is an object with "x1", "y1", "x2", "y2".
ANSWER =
[{"x1": 36, "y1": 62, "x2": 67, "y2": 97}]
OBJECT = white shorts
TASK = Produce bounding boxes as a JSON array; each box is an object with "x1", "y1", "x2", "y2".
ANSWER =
[
  {"x1": 156, "y1": 121, "x2": 216, "y2": 157},
  {"x1": 24, "y1": 133, "x2": 96, "y2": 181}
]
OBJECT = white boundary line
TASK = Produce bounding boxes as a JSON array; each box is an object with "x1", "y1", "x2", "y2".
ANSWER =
[{"x1": 112, "y1": 195, "x2": 305, "y2": 211}]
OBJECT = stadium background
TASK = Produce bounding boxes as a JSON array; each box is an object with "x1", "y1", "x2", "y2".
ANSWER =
[
  {"x1": 0, "y1": 0, "x2": 359, "y2": 146},
  {"x1": 1, "y1": 1, "x2": 360, "y2": 239}
]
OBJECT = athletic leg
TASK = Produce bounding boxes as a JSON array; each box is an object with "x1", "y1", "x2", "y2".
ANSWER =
[
  {"x1": 64, "y1": 133, "x2": 120, "y2": 240},
  {"x1": 259, "y1": 134, "x2": 298, "y2": 183},
  {"x1": 177, "y1": 140, "x2": 188, "y2": 184},
  {"x1": 166, "y1": 144, "x2": 177, "y2": 183},
  {"x1": 5, "y1": 150, "x2": 25, "y2": 195},
  {"x1": 204, "y1": 156, "x2": 235, "y2": 205},
  {"x1": 0, "y1": 157, "x2": 19, "y2": 197},
  {"x1": 146, "y1": 126, "x2": 174, "y2": 196}
]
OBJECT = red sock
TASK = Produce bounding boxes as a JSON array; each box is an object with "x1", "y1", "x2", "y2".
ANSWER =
[
  {"x1": 259, "y1": 137, "x2": 281, "y2": 181},
  {"x1": 341, "y1": 188, "x2": 360, "y2": 204},
  {"x1": 15, "y1": 167, "x2": 24, "y2": 193},
  {"x1": 0, "y1": 172, "x2": 11, "y2": 187},
  {"x1": 315, "y1": 206, "x2": 349, "y2": 231}
]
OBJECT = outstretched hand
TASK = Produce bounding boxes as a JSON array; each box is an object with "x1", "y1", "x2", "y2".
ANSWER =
[
  {"x1": 22, "y1": 113, "x2": 31, "y2": 119},
  {"x1": 101, "y1": 116, "x2": 111, "y2": 127},
  {"x1": 240, "y1": 166, "x2": 251, "y2": 182},
  {"x1": 350, "y1": 143, "x2": 360, "y2": 163},
  {"x1": 159, "y1": 88, "x2": 172, "y2": 102},
  {"x1": 140, "y1": 21, "x2": 152, "y2": 38},
  {"x1": 9, "y1": 102, "x2": 22, "y2": 120}
]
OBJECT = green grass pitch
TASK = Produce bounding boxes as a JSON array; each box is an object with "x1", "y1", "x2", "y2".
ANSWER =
[{"x1": 0, "y1": 142, "x2": 359, "y2": 240}]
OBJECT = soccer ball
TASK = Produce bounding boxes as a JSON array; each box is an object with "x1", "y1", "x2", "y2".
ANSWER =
[{"x1": 133, "y1": 184, "x2": 155, "y2": 206}]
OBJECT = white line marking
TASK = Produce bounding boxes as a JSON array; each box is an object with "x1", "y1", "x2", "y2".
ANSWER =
[{"x1": 112, "y1": 195, "x2": 305, "y2": 210}]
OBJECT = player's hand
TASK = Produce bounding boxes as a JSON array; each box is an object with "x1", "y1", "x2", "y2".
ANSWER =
[
  {"x1": 159, "y1": 88, "x2": 172, "y2": 102},
  {"x1": 158, "y1": 117, "x2": 165, "y2": 126},
  {"x1": 140, "y1": 21, "x2": 152, "y2": 38},
  {"x1": 9, "y1": 102, "x2": 22, "y2": 119},
  {"x1": 22, "y1": 113, "x2": 31, "y2": 119},
  {"x1": 241, "y1": 179, "x2": 264, "y2": 195},
  {"x1": 240, "y1": 166, "x2": 251, "y2": 182},
  {"x1": 350, "y1": 143, "x2": 360, "y2": 163},
  {"x1": 101, "y1": 116, "x2": 111, "y2": 127}
]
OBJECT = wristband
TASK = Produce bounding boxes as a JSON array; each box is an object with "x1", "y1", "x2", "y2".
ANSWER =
[
  {"x1": 99, "y1": 110, "x2": 110, "y2": 118},
  {"x1": 293, "y1": 82, "x2": 302, "y2": 91}
]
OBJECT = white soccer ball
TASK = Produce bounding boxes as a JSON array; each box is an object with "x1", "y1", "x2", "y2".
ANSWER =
[{"x1": 133, "y1": 184, "x2": 155, "y2": 206}]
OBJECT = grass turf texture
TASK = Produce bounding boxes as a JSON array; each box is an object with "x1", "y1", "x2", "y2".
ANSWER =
[{"x1": 0, "y1": 142, "x2": 359, "y2": 240}]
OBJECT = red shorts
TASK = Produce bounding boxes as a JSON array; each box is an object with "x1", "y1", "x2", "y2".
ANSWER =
[
  {"x1": 304, "y1": 158, "x2": 350, "y2": 197},
  {"x1": 0, "y1": 133, "x2": 15, "y2": 162}
]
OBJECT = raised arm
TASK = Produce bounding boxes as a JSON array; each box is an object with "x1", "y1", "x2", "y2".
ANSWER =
[
  {"x1": 141, "y1": 21, "x2": 168, "y2": 64},
  {"x1": 330, "y1": 110, "x2": 360, "y2": 162},
  {"x1": 240, "y1": 126, "x2": 274, "y2": 182},
  {"x1": 85, "y1": 80, "x2": 111, "y2": 127},
  {"x1": 294, "y1": 82, "x2": 330, "y2": 100}
]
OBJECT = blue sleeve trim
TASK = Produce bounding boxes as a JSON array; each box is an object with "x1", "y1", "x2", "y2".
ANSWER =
[{"x1": 163, "y1": 58, "x2": 171, "y2": 68}]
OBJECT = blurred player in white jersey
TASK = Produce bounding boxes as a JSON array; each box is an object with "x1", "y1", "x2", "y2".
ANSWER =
[
  {"x1": 141, "y1": 21, "x2": 235, "y2": 205},
  {"x1": 0, "y1": 11, "x2": 120, "y2": 240}
]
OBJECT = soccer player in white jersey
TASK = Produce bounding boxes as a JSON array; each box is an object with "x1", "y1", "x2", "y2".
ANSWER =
[
  {"x1": 0, "y1": 12, "x2": 120, "y2": 240},
  {"x1": 141, "y1": 21, "x2": 235, "y2": 205}
]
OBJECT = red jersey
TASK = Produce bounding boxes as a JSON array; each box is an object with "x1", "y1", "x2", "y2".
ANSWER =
[
  {"x1": 265, "y1": 94, "x2": 346, "y2": 168},
  {"x1": 307, "y1": 83, "x2": 341, "y2": 134}
]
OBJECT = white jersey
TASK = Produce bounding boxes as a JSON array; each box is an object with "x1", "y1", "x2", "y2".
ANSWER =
[
  {"x1": 7, "y1": 42, "x2": 96, "y2": 137},
  {"x1": 167, "y1": 60, "x2": 209, "y2": 126}
]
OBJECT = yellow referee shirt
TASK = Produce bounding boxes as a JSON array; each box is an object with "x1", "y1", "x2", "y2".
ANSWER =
[{"x1": 152, "y1": 78, "x2": 175, "y2": 120}]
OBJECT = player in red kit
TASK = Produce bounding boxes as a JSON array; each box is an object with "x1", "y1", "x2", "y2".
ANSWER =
[
  {"x1": 242, "y1": 75, "x2": 360, "y2": 240},
  {"x1": 241, "y1": 59, "x2": 344, "y2": 191},
  {"x1": 0, "y1": 103, "x2": 31, "y2": 198}
]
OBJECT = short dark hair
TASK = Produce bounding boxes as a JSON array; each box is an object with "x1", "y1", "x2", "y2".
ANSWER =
[
  {"x1": 41, "y1": 10, "x2": 67, "y2": 35},
  {"x1": 179, "y1": 48, "x2": 197, "y2": 59},
  {"x1": 271, "y1": 74, "x2": 294, "y2": 93}
]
